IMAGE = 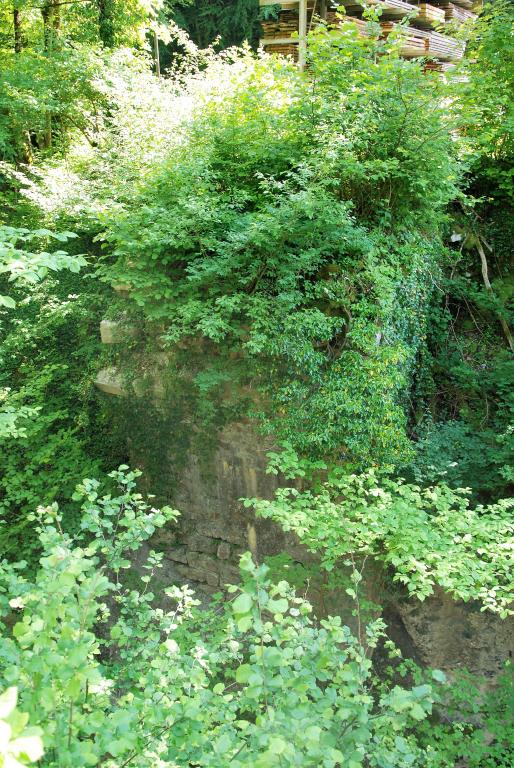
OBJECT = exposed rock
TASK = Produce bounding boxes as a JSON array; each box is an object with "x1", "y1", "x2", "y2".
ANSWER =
[
  {"x1": 165, "y1": 547, "x2": 188, "y2": 564},
  {"x1": 187, "y1": 551, "x2": 219, "y2": 574},
  {"x1": 175, "y1": 564, "x2": 219, "y2": 588},
  {"x1": 100, "y1": 319, "x2": 138, "y2": 344},
  {"x1": 396, "y1": 588, "x2": 514, "y2": 678},
  {"x1": 188, "y1": 534, "x2": 219, "y2": 556},
  {"x1": 94, "y1": 367, "x2": 125, "y2": 396},
  {"x1": 217, "y1": 542, "x2": 231, "y2": 560}
]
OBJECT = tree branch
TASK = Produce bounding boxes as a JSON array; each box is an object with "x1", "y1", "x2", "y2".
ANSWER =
[{"x1": 476, "y1": 238, "x2": 514, "y2": 354}]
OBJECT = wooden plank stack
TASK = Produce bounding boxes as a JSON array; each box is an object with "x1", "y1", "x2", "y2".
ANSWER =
[
  {"x1": 262, "y1": 43, "x2": 299, "y2": 58},
  {"x1": 415, "y1": 3, "x2": 446, "y2": 28},
  {"x1": 428, "y1": 28, "x2": 465, "y2": 58},
  {"x1": 259, "y1": 0, "x2": 469, "y2": 63},
  {"x1": 343, "y1": 0, "x2": 418, "y2": 20},
  {"x1": 325, "y1": 11, "x2": 370, "y2": 35},
  {"x1": 446, "y1": 0, "x2": 474, "y2": 8},
  {"x1": 424, "y1": 60, "x2": 456, "y2": 72},
  {"x1": 261, "y1": 10, "x2": 301, "y2": 40},
  {"x1": 380, "y1": 22, "x2": 429, "y2": 56},
  {"x1": 381, "y1": 23, "x2": 465, "y2": 59},
  {"x1": 440, "y1": 2, "x2": 477, "y2": 24}
]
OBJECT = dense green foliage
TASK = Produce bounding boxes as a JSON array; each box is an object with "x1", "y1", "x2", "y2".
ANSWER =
[
  {"x1": 0, "y1": 470, "x2": 448, "y2": 767},
  {"x1": 171, "y1": 0, "x2": 260, "y2": 49},
  {"x1": 102, "y1": 25, "x2": 460, "y2": 468},
  {"x1": 1, "y1": 471, "x2": 512, "y2": 767},
  {"x1": 0, "y1": 686, "x2": 44, "y2": 766},
  {"x1": 250, "y1": 451, "x2": 514, "y2": 615},
  {"x1": 0, "y1": 1, "x2": 512, "y2": 765},
  {"x1": 406, "y1": 0, "x2": 514, "y2": 500},
  {"x1": 0, "y1": 270, "x2": 119, "y2": 563}
]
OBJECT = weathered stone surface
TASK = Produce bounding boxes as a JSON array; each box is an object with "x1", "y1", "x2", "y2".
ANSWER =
[
  {"x1": 196, "y1": 521, "x2": 246, "y2": 547},
  {"x1": 217, "y1": 542, "x2": 231, "y2": 560},
  {"x1": 165, "y1": 546, "x2": 188, "y2": 564},
  {"x1": 176, "y1": 564, "x2": 219, "y2": 588},
  {"x1": 94, "y1": 367, "x2": 125, "y2": 396},
  {"x1": 187, "y1": 551, "x2": 220, "y2": 575},
  {"x1": 111, "y1": 339, "x2": 510, "y2": 681},
  {"x1": 219, "y1": 564, "x2": 241, "y2": 586},
  {"x1": 188, "y1": 534, "x2": 219, "y2": 556},
  {"x1": 396, "y1": 588, "x2": 514, "y2": 679},
  {"x1": 153, "y1": 527, "x2": 177, "y2": 547},
  {"x1": 100, "y1": 319, "x2": 138, "y2": 345}
]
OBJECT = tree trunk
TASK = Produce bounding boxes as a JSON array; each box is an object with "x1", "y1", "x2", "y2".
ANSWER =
[
  {"x1": 153, "y1": 30, "x2": 160, "y2": 77},
  {"x1": 40, "y1": 1, "x2": 61, "y2": 149},
  {"x1": 477, "y1": 239, "x2": 514, "y2": 354},
  {"x1": 13, "y1": 7, "x2": 23, "y2": 52},
  {"x1": 41, "y1": 1, "x2": 61, "y2": 52},
  {"x1": 98, "y1": 0, "x2": 115, "y2": 47},
  {"x1": 41, "y1": 3, "x2": 52, "y2": 51}
]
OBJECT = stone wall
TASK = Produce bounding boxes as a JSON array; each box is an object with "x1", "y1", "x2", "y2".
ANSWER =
[
  {"x1": 140, "y1": 415, "x2": 514, "y2": 680},
  {"x1": 94, "y1": 318, "x2": 513, "y2": 680}
]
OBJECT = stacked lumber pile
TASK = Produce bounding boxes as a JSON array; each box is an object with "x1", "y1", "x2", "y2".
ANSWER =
[
  {"x1": 424, "y1": 60, "x2": 455, "y2": 72},
  {"x1": 261, "y1": 10, "x2": 300, "y2": 40},
  {"x1": 259, "y1": 0, "x2": 467, "y2": 62},
  {"x1": 325, "y1": 11, "x2": 370, "y2": 35},
  {"x1": 446, "y1": 0, "x2": 474, "y2": 8},
  {"x1": 440, "y1": 2, "x2": 476, "y2": 24},
  {"x1": 428, "y1": 28, "x2": 465, "y2": 58},
  {"x1": 380, "y1": 22, "x2": 464, "y2": 59},
  {"x1": 343, "y1": 0, "x2": 418, "y2": 20},
  {"x1": 415, "y1": 3, "x2": 446, "y2": 28},
  {"x1": 262, "y1": 42, "x2": 299, "y2": 58},
  {"x1": 380, "y1": 22, "x2": 429, "y2": 56}
]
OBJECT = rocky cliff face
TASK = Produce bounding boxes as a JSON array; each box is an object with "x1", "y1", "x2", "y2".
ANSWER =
[
  {"x1": 152, "y1": 420, "x2": 514, "y2": 680},
  {"x1": 95, "y1": 317, "x2": 513, "y2": 681}
]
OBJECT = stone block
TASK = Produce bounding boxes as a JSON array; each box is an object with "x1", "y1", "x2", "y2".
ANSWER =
[
  {"x1": 176, "y1": 564, "x2": 219, "y2": 588},
  {"x1": 396, "y1": 588, "x2": 514, "y2": 678},
  {"x1": 187, "y1": 552, "x2": 220, "y2": 574},
  {"x1": 217, "y1": 542, "x2": 231, "y2": 560},
  {"x1": 152, "y1": 525, "x2": 177, "y2": 546},
  {"x1": 165, "y1": 547, "x2": 188, "y2": 564},
  {"x1": 188, "y1": 534, "x2": 219, "y2": 556},
  {"x1": 196, "y1": 583, "x2": 222, "y2": 596},
  {"x1": 198, "y1": 521, "x2": 246, "y2": 546},
  {"x1": 94, "y1": 367, "x2": 125, "y2": 396},
  {"x1": 100, "y1": 319, "x2": 138, "y2": 345},
  {"x1": 219, "y1": 564, "x2": 241, "y2": 586}
]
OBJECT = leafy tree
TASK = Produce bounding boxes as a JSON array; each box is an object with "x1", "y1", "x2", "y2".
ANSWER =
[
  {"x1": 0, "y1": 267, "x2": 116, "y2": 564},
  {"x1": 405, "y1": 1, "x2": 514, "y2": 500},
  {"x1": 0, "y1": 0, "x2": 164, "y2": 164},
  {"x1": 0, "y1": 45, "x2": 109, "y2": 162},
  {"x1": 459, "y1": 0, "x2": 514, "y2": 204},
  {"x1": 0, "y1": 226, "x2": 85, "y2": 309},
  {"x1": 170, "y1": 0, "x2": 260, "y2": 49}
]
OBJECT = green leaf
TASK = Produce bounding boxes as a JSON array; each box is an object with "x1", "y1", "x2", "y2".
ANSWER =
[
  {"x1": 235, "y1": 664, "x2": 252, "y2": 684},
  {"x1": 0, "y1": 687, "x2": 17, "y2": 719},
  {"x1": 267, "y1": 598, "x2": 288, "y2": 614},
  {"x1": 232, "y1": 592, "x2": 253, "y2": 615},
  {"x1": 0, "y1": 295, "x2": 16, "y2": 309},
  {"x1": 236, "y1": 615, "x2": 253, "y2": 632}
]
